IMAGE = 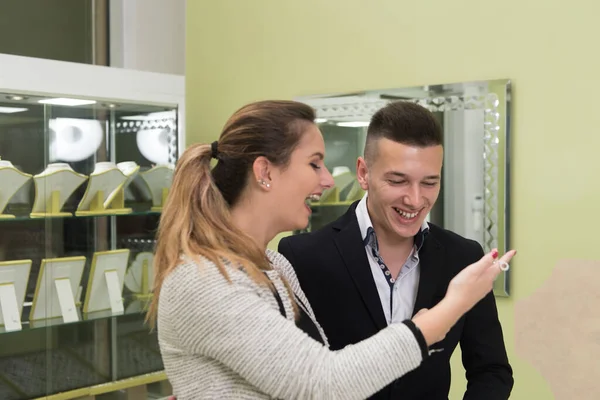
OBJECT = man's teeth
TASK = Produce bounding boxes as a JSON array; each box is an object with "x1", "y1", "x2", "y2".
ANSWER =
[{"x1": 393, "y1": 208, "x2": 418, "y2": 219}]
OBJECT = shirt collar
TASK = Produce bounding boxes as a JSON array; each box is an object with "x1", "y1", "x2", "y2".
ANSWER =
[{"x1": 355, "y1": 192, "x2": 429, "y2": 252}]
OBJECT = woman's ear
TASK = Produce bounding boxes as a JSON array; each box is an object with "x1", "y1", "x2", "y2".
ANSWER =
[{"x1": 252, "y1": 156, "x2": 272, "y2": 189}]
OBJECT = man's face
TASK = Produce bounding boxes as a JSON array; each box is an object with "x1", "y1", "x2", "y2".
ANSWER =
[{"x1": 357, "y1": 137, "x2": 443, "y2": 242}]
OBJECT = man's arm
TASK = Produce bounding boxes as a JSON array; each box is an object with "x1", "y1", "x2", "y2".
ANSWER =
[{"x1": 461, "y1": 244, "x2": 514, "y2": 400}]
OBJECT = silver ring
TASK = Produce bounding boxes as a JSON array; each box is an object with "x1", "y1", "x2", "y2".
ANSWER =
[{"x1": 494, "y1": 260, "x2": 510, "y2": 272}]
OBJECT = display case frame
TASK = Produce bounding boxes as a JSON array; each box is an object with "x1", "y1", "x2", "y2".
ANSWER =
[{"x1": 0, "y1": 53, "x2": 184, "y2": 400}]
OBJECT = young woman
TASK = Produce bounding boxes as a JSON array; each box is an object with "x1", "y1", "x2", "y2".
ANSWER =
[{"x1": 147, "y1": 100, "x2": 515, "y2": 400}]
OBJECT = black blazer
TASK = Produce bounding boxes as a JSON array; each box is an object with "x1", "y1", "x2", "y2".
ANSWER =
[{"x1": 278, "y1": 202, "x2": 513, "y2": 400}]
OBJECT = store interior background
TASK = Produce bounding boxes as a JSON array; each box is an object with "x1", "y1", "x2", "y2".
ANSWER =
[
  {"x1": 2, "y1": 0, "x2": 598, "y2": 398},
  {"x1": 185, "y1": 1, "x2": 599, "y2": 399}
]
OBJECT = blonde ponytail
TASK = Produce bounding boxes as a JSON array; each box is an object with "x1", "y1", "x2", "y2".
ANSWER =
[{"x1": 147, "y1": 101, "x2": 316, "y2": 327}]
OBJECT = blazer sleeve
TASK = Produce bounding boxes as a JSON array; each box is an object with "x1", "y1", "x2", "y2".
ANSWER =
[
  {"x1": 163, "y1": 261, "x2": 425, "y2": 400},
  {"x1": 460, "y1": 243, "x2": 514, "y2": 400}
]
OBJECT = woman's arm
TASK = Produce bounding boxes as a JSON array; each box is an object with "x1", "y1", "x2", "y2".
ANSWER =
[
  {"x1": 164, "y1": 248, "x2": 514, "y2": 400},
  {"x1": 163, "y1": 261, "x2": 424, "y2": 400}
]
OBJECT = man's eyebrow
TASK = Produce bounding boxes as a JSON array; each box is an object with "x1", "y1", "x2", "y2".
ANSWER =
[{"x1": 384, "y1": 171, "x2": 441, "y2": 180}]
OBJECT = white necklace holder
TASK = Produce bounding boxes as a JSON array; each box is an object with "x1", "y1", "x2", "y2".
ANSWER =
[
  {"x1": 0, "y1": 159, "x2": 32, "y2": 219},
  {"x1": 76, "y1": 162, "x2": 130, "y2": 216},
  {"x1": 30, "y1": 163, "x2": 88, "y2": 218},
  {"x1": 82, "y1": 249, "x2": 130, "y2": 316},
  {"x1": 29, "y1": 256, "x2": 86, "y2": 324},
  {"x1": 124, "y1": 251, "x2": 154, "y2": 300},
  {"x1": 95, "y1": 161, "x2": 140, "y2": 213},
  {"x1": 140, "y1": 164, "x2": 174, "y2": 212},
  {"x1": 0, "y1": 260, "x2": 32, "y2": 332}
]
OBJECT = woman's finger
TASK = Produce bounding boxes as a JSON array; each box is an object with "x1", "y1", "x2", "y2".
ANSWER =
[
  {"x1": 484, "y1": 249, "x2": 517, "y2": 281},
  {"x1": 469, "y1": 249, "x2": 499, "y2": 277}
]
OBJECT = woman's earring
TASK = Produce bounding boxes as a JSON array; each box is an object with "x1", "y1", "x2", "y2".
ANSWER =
[{"x1": 258, "y1": 179, "x2": 271, "y2": 188}]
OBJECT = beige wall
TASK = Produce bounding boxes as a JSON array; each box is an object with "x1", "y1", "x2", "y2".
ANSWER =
[{"x1": 186, "y1": 1, "x2": 600, "y2": 398}]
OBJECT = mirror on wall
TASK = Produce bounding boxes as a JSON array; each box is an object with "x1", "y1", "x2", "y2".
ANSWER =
[{"x1": 296, "y1": 79, "x2": 512, "y2": 296}]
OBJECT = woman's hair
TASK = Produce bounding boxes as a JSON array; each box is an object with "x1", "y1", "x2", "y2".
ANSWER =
[{"x1": 146, "y1": 100, "x2": 316, "y2": 327}]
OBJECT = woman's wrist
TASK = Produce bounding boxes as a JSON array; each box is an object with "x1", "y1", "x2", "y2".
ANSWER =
[{"x1": 411, "y1": 298, "x2": 465, "y2": 346}]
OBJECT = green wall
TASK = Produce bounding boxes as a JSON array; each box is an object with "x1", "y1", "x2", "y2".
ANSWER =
[{"x1": 186, "y1": 1, "x2": 600, "y2": 398}]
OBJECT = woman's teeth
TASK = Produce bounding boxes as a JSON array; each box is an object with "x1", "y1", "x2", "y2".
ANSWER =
[
  {"x1": 307, "y1": 194, "x2": 321, "y2": 202},
  {"x1": 393, "y1": 207, "x2": 418, "y2": 219}
]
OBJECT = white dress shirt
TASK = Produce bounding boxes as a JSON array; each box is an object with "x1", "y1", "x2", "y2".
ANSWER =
[{"x1": 355, "y1": 193, "x2": 429, "y2": 324}]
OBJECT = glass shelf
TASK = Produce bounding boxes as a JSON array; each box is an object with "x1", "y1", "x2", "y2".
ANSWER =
[
  {"x1": 0, "y1": 53, "x2": 183, "y2": 399},
  {"x1": 0, "y1": 209, "x2": 161, "y2": 222},
  {"x1": 0, "y1": 310, "x2": 162, "y2": 399},
  {"x1": 0, "y1": 295, "x2": 150, "y2": 335}
]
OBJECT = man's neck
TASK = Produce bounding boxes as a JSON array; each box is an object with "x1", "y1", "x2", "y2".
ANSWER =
[{"x1": 372, "y1": 223, "x2": 414, "y2": 252}]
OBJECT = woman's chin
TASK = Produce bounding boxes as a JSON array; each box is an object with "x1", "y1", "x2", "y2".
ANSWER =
[{"x1": 284, "y1": 218, "x2": 310, "y2": 233}]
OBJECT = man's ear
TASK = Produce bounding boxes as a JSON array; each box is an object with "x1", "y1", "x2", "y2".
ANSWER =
[{"x1": 356, "y1": 157, "x2": 369, "y2": 191}]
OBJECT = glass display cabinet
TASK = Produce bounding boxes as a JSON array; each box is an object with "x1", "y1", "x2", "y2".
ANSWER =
[
  {"x1": 297, "y1": 79, "x2": 512, "y2": 296},
  {"x1": 0, "y1": 53, "x2": 184, "y2": 399}
]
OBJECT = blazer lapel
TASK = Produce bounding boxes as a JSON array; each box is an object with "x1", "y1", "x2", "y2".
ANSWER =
[
  {"x1": 332, "y1": 203, "x2": 387, "y2": 331},
  {"x1": 412, "y1": 232, "x2": 446, "y2": 316}
]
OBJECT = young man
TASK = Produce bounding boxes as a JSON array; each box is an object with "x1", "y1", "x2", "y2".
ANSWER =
[{"x1": 278, "y1": 101, "x2": 513, "y2": 400}]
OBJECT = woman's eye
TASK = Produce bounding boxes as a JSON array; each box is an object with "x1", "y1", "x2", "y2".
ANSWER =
[{"x1": 310, "y1": 163, "x2": 321, "y2": 170}]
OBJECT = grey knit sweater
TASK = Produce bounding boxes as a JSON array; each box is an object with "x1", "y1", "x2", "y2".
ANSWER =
[{"x1": 157, "y1": 250, "x2": 424, "y2": 400}]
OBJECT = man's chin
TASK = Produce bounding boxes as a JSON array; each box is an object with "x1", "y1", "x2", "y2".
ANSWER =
[{"x1": 390, "y1": 219, "x2": 426, "y2": 240}]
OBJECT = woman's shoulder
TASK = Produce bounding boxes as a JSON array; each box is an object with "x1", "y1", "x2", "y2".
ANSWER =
[
  {"x1": 266, "y1": 249, "x2": 293, "y2": 268},
  {"x1": 164, "y1": 254, "x2": 251, "y2": 293},
  {"x1": 265, "y1": 249, "x2": 303, "y2": 295},
  {"x1": 266, "y1": 250, "x2": 295, "y2": 276}
]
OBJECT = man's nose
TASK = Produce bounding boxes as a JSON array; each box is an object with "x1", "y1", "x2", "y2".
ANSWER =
[{"x1": 404, "y1": 184, "x2": 422, "y2": 207}]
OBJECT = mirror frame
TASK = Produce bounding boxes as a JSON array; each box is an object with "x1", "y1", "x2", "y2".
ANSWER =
[{"x1": 296, "y1": 79, "x2": 512, "y2": 296}]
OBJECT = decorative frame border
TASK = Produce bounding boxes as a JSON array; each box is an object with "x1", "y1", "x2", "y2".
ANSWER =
[{"x1": 115, "y1": 117, "x2": 179, "y2": 166}]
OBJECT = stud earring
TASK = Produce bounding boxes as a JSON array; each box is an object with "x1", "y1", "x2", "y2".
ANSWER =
[{"x1": 258, "y1": 179, "x2": 271, "y2": 188}]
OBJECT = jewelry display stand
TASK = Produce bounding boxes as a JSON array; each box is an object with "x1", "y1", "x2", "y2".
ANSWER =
[
  {"x1": 124, "y1": 252, "x2": 154, "y2": 301},
  {"x1": 106, "y1": 161, "x2": 140, "y2": 212},
  {"x1": 30, "y1": 163, "x2": 87, "y2": 218},
  {"x1": 76, "y1": 162, "x2": 130, "y2": 216},
  {"x1": 318, "y1": 168, "x2": 355, "y2": 204},
  {"x1": 30, "y1": 256, "x2": 86, "y2": 324},
  {"x1": 0, "y1": 260, "x2": 32, "y2": 332},
  {"x1": 140, "y1": 165, "x2": 174, "y2": 212},
  {"x1": 0, "y1": 160, "x2": 32, "y2": 219},
  {"x1": 0, "y1": 52, "x2": 185, "y2": 399},
  {"x1": 83, "y1": 249, "x2": 130, "y2": 315}
]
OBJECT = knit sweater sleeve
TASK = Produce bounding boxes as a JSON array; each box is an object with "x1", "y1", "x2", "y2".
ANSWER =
[{"x1": 164, "y1": 260, "x2": 424, "y2": 400}]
